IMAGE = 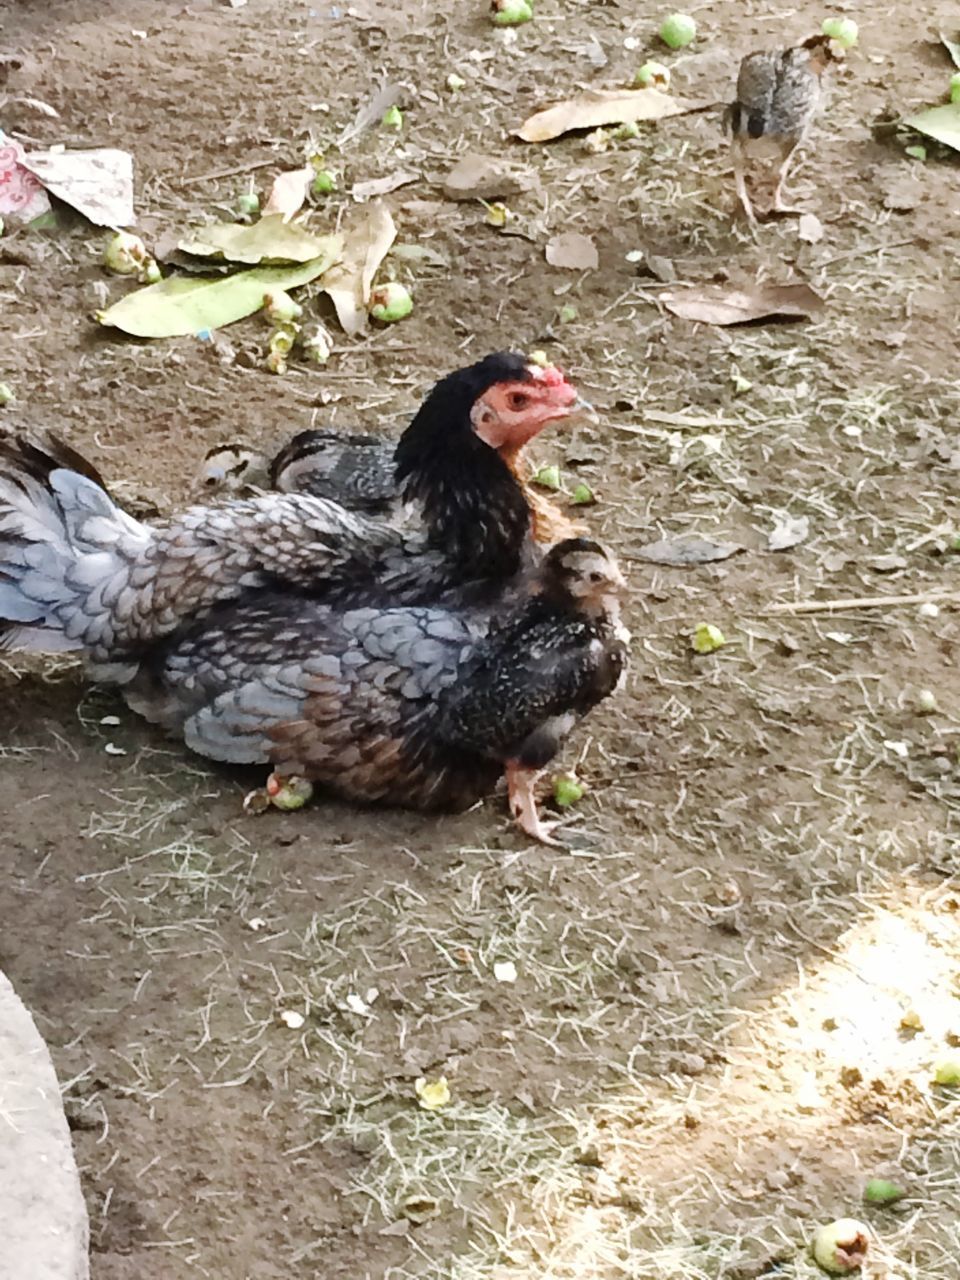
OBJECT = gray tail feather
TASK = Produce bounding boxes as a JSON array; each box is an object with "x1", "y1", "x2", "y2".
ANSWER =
[{"x1": 0, "y1": 430, "x2": 148, "y2": 655}]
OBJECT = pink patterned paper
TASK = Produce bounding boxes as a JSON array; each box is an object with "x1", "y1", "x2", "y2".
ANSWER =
[{"x1": 0, "y1": 140, "x2": 52, "y2": 221}]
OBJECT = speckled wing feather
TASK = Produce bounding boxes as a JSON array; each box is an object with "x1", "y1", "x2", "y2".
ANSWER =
[
  {"x1": 732, "y1": 46, "x2": 823, "y2": 144},
  {"x1": 270, "y1": 430, "x2": 398, "y2": 512},
  {"x1": 434, "y1": 605, "x2": 626, "y2": 765},
  {"x1": 130, "y1": 595, "x2": 494, "y2": 809}
]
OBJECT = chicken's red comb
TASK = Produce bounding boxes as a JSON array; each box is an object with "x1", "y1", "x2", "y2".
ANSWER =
[{"x1": 535, "y1": 363, "x2": 568, "y2": 386}]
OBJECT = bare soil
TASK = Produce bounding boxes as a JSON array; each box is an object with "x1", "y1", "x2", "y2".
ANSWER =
[{"x1": 1, "y1": 1, "x2": 959, "y2": 1277}]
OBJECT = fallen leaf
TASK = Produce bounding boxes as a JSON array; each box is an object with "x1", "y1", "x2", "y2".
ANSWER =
[
  {"x1": 21, "y1": 147, "x2": 133, "y2": 226},
  {"x1": 97, "y1": 252, "x2": 339, "y2": 338},
  {"x1": 442, "y1": 151, "x2": 537, "y2": 200},
  {"x1": 941, "y1": 31, "x2": 960, "y2": 69},
  {"x1": 768, "y1": 514, "x2": 810, "y2": 551},
  {"x1": 178, "y1": 215, "x2": 338, "y2": 264},
  {"x1": 659, "y1": 282, "x2": 824, "y2": 326},
  {"x1": 262, "y1": 165, "x2": 313, "y2": 222},
  {"x1": 351, "y1": 169, "x2": 419, "y2": 202},
  {"x1": 320, "y1": 201, "x2": 396, "y2": 336},
  {"x1": 798, "y1": 212, "x2": 824, "y2": 243},
  {"x1": 391, "y1": 241, "x2": 448, "y2": 267},
  {"x1": 517, "y1": 87, "x2": 688, "y2": 142},
  {"x1": 634, "y1": 537, "x2": 743, "y2": 566},
  {"x1": 905, "y1": 102, "x2": 960, "y2": 152},
  {"x1": 545, "y1": 231, "x2": 598, "y2": 270}
]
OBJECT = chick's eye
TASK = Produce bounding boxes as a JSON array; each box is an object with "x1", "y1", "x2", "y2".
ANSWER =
[
  {"x1": 508, "y1": 391, "x2": 530, "y2": 411},
  {"x1": 589, "y1": 572, "x2": 603, "y2": 583}
]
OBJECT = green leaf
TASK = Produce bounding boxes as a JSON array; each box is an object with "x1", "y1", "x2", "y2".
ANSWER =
[
  {"x1": 97, "y1": 250, "x2": 341, "y2": 338},
  {"x1": 178, "y1": 214, "x2": 338, "y2": 265},
  {"x1": 905, "y1": 102, "x2": 960, "y2": 152}
]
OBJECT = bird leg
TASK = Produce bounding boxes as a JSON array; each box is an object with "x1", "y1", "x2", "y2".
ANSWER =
[
  {"x1": 731, "y1": 148, "x2": 759, "y2": 230},
  {"x1": 505, "y1": 761, "x2": 560, "y2": 847},
  {"x1": 771, "y1": 142, "x2": 803, "y2": 213}
]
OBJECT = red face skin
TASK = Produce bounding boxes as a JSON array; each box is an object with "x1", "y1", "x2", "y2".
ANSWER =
[{"x1": 470, "y1": 364, "x2": 580, "y2": 452}]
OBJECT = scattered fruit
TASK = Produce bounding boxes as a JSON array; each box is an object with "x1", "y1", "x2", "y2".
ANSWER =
[
  {"x1": 533, "y1": 464, "x2": 561, "y2": 490},
  {"x1": 951, "y1": 72, "x2": 960, "y2": 105},
  {"x1": 558, "y1": 303, "x2": 578, "y2": 323},
  {"x1": 899, "y1": 1008, "x2": 924, "y2": 1031},
  {"x1": 659, "y1": 12, "x2": 696, "y2": 49},
  {"x1": 692, "y1": 623, "x2": 726, "y2": 654},
  {"x1": 446, "y1": 72, "x2": 466, "y2": 91},
  {"x1": 613, "y1": 121, "x2": 641, "y2": 140},
  {"x1": 263, "y1": 289, "x2": 303, "y2": 324},
  {"x1": 934, "y1": 1058, "x2": 960, "y2": 1086},
  {"x1": 915, "y1": 689, "x2": 938, "y2": 714},
  {"x1": 369, "y1": 281, "x2": 413, "y2": 323},
  {"x1": 381, "y1": 104, "x2": 403, "y2": 129},
  {"x1": 821, "y1": 16, "x2": 859, "y2": 48},
  {"x1": 415, "y1": 1076, "x2": 451, "y2": 1111},
  {"x1": 864, "y1": 1178, "x2": 905, "y2": 1206},
  {"x1": 266, "y1": 774, "x2": 314, "y2": 811},
  {"x1": 633, "y1": 60, "x2": 671, "y2": 89},
  {"x1": 583, "y1": 127, "x2": 611, "y2": 154},
  {"x1": 484, "y1": 200, "x2": 511, "y2": 228},
  {"x1": 811, "y1": 1219, "x2": 870, "y2": 1274},
  {"x1": 905, "y1": 144, "x2": 927, "y2": 161},
  {"x1": 0, "y1": 383, "x2": 14, "y2": 406},
  {"x1": 236, "y1": 191, "x2": 260, "y2": 217},
  {"x1": 570, "y1": 482, "x2": 595, "y2": 505},
  {"x1": 553, "y1": 772, "x2": 584, "y2": 807},
  {"x1": 491, "y1": 0, "x2": 534, "y2": 25},
  {"x1": 311, "y1": 169, "x2": 337, "y2": 196},
  {"x1": 301, "y1": 324, "x2": 333, "y2": 365},
  {"x1": 527, "y1": 349, "x2": 549, "y2": 366}
]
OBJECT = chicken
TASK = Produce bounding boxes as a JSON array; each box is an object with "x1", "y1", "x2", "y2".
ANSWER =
[
  {"x1": 0, "y1": 353, "x2": 586, "y2": 668},
  {"x1": 196, "y1": 354, "x2": 594, "y2": 545},
  {"x1": 124, "y1": 538, "x2": 628, "y2": 844},
  {"x1": 726, "y1": 35, "x2": 840, "y2": 225}
]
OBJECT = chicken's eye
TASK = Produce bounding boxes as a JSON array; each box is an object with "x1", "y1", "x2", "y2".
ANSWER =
[
  {"x1": 508, "y1": 391, "x2": 530, "y2": 411},
  {"x1": 589, "y1": 571, "x2": 603, "y2": 583}
]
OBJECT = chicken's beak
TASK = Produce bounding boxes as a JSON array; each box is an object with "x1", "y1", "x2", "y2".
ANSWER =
[{"x1": 569, "y1": 395, "x2": 600, "y2": 424}]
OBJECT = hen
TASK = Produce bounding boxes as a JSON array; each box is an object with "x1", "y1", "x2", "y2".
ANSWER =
[
  {"x1": 197, "y1": 356, "x2": 591, "y2": 545},
  {"x1": 726, "y1": 35, "x2": 840, "y2": 225},
  {"x1": 126, "y1": 538, "x2": 628, "y2": 844},
  {"x1": 0, "y1": 353, "x2": 584, "y2": 667}
]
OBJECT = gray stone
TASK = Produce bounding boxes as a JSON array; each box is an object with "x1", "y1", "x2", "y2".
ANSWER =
[{"x1": 0, "y1": 971, "x2": 89, "y2": 1280}]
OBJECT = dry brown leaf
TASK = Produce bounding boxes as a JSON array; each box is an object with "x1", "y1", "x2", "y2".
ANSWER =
[
  {"x1": 517, "y1": 88, "x2": 686, "y2": 143},
  {"x1": 21, "y1": 147, "x2": 134, "y2": 226},
  {"x1": 659, "y1": 282, "x2": 824, "y2": 326},
  {"x1": 262, "y1": 165, "x2": 313, "y2": 222},
  {"x1": 352, "y1": 170, "x2": 419, "y2": 202},
  {"x1": 442, "y1": 152, "x2": 537, "y2": 201},
  {"x1": 634, "y1": 537, "x2": 743, "y2": 566},
  {"x1": 320, "y1": 201, "x2": 396, "y2": 335},
  {"x1": 545, "y1": 231, "x2": 598, "y2": 271}
]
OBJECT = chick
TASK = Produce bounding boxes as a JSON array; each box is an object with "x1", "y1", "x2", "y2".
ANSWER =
[{"x1": 726, "y1": 35, "x2": 841, "y2": 225}]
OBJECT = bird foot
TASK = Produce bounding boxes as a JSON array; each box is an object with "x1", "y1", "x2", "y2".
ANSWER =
[{"x1": 506, "y1": 763, "x2": 562, "y2": 847}]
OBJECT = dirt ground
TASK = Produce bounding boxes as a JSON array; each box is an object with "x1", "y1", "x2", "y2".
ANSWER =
[{"x1": 1, "y1": 1, "x2": 960, "y2": 1277}]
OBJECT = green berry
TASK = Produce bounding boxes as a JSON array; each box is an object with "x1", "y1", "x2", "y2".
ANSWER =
[
  {"x1": 905, "y1": 144, "x2": 927, "y2": 161},
  {"x1": 311, "y1": 169, "x2": 336, "y2": 196},
  {"x1": 553, "y1": 773, "x2": 584, "y2": 808},
  {"x1": 692, "y1": 623, "x2": 725, "y2": 654},
  {"x1": 533, "y1": 464, "x2": 561, "y2": 490},
  {"x1": 558, "y1": 303, "x2": 578, "y2": 323},
  {"x1": 382, "y1": 105, "x2": 403, "y2": 129},
  {"x1": 821, "y1": 16, "x2": 859, "y2": 49},
  {"x1": 633, "y1": 60, "x2": 671, "y2": 89},
  {"x1": 659, "y1": 13, "x2": 696, "y2": 49},
  {"x1": 811, "y1": 1219, "x2": 870, "y2": 1274},
  {"x1": 864, "y1": 1178, "x2": 905, "y2": 1206},
  {"x1": 263, "y1": 290, "x2": 302, "y2": 324},
  {"x1": 0, "y1": 383, "x2": 15, "y2": 406},
  {"x1": 369, "y1": 282, "x2": 413, "y2": 323},
  {"x1": 236, "y1": 192, "x2": 260, "y2": 216},
  {"x1": 103, "y1": 230, "x2": 147, "y2": 275},
  {"x1": 934, "y1": 1058, "x2": 960, "y2": 1086},
  {"x1": 491, "y1": 0, "x2": 534, "y2": 25},
  {"x1": 570, "y1": 482, "x2": 595, "y2": 505}
]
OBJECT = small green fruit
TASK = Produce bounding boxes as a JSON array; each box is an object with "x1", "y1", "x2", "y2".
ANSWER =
[
  {"x1": 369, "y1": 281, "x2": 413, "y2": 323},
  {"x1": 236, "y1": 191, "x2": 260, "y2": 216},
  {"x1": 484, "y1": 201, "x2": 511, "y2": 227},
  {"x1": 613, "y1": 121, "x2": 641, "y2": 140},
  {"x1": 692, "y1": 623, "x2": 726, "y2": 654},
  {"x1": 491, "y1": 0, "x2": 534, "y2": 25},
  {"x1": 265, "y1": 349, "x2": 287, "y2": 376},
  {"x1": 821, "y1": 16, "x2": 859, "y2": 49},
  {"x1": 103, "y1": 230, "x2": 147, "y2": 276},
  {"x1": 905, "y1": 144, "x2": 927, "y2": 161},
  {"x1": 268, "y1": 775, "x2": 314, "y2": 811},
  {"x1": 570, "y1": 482, "x2": 595, "y2": 506},
  {"x1": 382, "y1": 105, "x2": 403, "y2": 129},
  {"x1": 951, "y1": 72, "x2": 960, "y2": 104},
  {"x1": 916, "y1": 689, "x2": 938, "y2": 714},
  {"x1": 558, "y1": 303, "x2": 578, "y2": 323},
  {"x1": 268, "y1": 324, "x2": 300, "y2": 358},
  {"x1": 311, "y1": 169, "x2": 336, "y2": 196},
  {"x1": 934, "y1": 1058, "x2": 960, "y2": 1086},
  {"x1": 141, "y1": 259, "x2": 162, "y2": 285},
  {"x1": 811, "y1": 1219, "x2": 870, "y2": 1274},
  {"x1": 263, "y1": 290, "x2": 302, "y2": 324},
  {"x1": 527, "y1": 349, "x2": 549, "y2": 367},
  {"x1": 446, "y1": 72, "x2": 466, "y2": 91},
  {"x1": 0, "y1": 383, "x2": 15, "y2": 406},
  {"x1": 533, "y1": 464, "x2": 561, "y2": 490},
  {"x1": 553, "y1": 773, "x2": 584, "y2": 807},
  {"x1": 301, "y1": 324, "x2": 332, "y2": 365},
  {"x1": 633, "y1": 60, "x2": 671, "y2": 89},
  {"x1": 864, "y1": 1178, "x2": 905, "y2": 1206},
  {"x1": 659, "y1": 12, "x2": 696, "y2": 49}
]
